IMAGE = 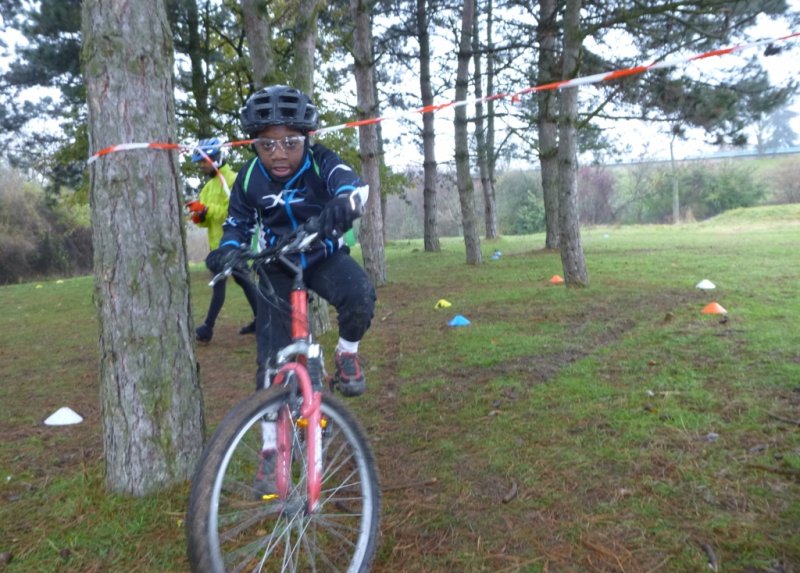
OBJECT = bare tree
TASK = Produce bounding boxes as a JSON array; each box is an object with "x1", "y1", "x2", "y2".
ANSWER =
[
  {"x1": 241, "y1": 0, "x2": 275, "y2": 89},
  {"x1": 293, "y1": 0, "x2": 323, "y2": 94},
  {"x1": 472, "y1": 0, "x2": 498, "y2": 239},
  {"x1": 538, "y1": 0, "x2": 561, "y2": 249},
  {"x1": 416, "y1": 0, "x2": 440, "y2": 252},
  {"x1": 454, "y1": 0, "x2": 482, "y2": 265},
  {"x1": 351, "y1": 0, "x2": 387, "y2": 285},
  {"x1": 557, "y1": 0, "x2": 588, "y2": 286},
  {"x1": 83, "y1": 0, "x2": 204, "y2": 495}
]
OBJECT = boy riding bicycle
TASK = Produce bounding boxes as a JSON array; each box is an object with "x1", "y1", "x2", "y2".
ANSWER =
[{"x1": 207, "y1": 85, "x2": 376, "y2": 398}]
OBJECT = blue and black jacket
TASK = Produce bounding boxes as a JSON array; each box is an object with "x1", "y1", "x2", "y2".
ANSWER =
[{"x1": 219, "y1": 143, "x2": 368, "y2": 269}]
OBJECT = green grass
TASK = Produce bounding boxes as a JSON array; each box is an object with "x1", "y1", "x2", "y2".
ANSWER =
[{"x1": 1, "y1": 206, "x2": 799, "y2": 572}]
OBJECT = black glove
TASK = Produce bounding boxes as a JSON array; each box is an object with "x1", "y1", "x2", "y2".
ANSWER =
[
  {"x1": 205, "y1": 244, "x2": 236, "y2": 274},
  {"x1": 319, "y1": 193, "x2": 359, "y2": 240}
]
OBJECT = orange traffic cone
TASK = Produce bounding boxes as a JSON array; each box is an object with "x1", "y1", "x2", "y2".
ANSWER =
[
  {"x1": 701, "y1": 302, "x2": 727, "y2": 315},
  {"x1": 549, "y1": 275, "x2": 564, "y2": 285}
]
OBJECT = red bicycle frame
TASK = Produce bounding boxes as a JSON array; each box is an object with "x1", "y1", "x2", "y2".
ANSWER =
[{"x1": 271, "y1": 279, "x2": 324, "y2": 513}]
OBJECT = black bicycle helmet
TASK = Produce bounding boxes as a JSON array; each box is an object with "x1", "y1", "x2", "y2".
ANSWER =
[{"x1": 240, "y1": 85, "x2": 320, "y2": 136}]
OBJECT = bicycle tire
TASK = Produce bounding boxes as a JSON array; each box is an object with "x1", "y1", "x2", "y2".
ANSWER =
[{"x1": 187, "y1": 384, "x2": 381, "y2": 573}]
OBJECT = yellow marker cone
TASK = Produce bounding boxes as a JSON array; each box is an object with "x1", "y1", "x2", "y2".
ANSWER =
[
  {"x1": 549, "y1": 275, "x2": 564, "y2": 285},
  {"x1": 702, "y1": 302, "x2": 727, "y2": 315},
  {"x1": 435, "y1": 299, "x2": 452, "y2": 309}
]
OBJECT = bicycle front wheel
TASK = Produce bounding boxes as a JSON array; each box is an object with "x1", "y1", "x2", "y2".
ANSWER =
[{"x1": 187, "y1": 384, "x2": 381, "y2": 573}]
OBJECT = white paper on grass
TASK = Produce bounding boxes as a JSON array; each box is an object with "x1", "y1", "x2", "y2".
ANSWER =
[{"x1": 44, "y1": 407, "x2": 83, "y2": 426}]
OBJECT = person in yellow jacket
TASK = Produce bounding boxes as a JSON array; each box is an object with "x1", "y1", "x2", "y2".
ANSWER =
[{"x1": 187, "y1": 137, "x2": 258, "y2": 342}]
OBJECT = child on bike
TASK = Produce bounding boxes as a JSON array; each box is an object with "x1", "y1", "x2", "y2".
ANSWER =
[
  {"x1": 207, "y1": 85, "x2": 376, "y2": 398},
  {"x1": 187, "y1": 137, "x2": 259, "y2": 343}
]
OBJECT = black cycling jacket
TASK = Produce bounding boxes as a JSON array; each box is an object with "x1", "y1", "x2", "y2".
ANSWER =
[{"x1": 219, "y1": 143, "x2": 368, "y2": 269}]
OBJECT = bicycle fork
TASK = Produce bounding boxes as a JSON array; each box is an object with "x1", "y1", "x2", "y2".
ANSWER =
[{"x1": 272, "y1": 284, "x2": 325, "y2": 514}]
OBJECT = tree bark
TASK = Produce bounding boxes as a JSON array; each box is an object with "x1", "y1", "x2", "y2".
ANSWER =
[
  {"x1": 241, "y1": 0, "x2": 275, "y2": 89},
  {"x1": 538, "y1": 0, "x2": 560, "y2": 249},
  {"x1": 182, "y1": 0, "x2": 211, "y2": 133},
  {"x1": 82, "y1": 0, "x2": 204, "y2": 495},
  {"x1": 293, "y1": 0, "x2": 322, "y2": 95},
  {"x1": 484, "y1": 0, "x2": 498, "y2": 237},
  {"x1": 351, "y1": 0, "x2": 387, "y2": 286},
  {"x1": 557, "y1": 0, "x2": 588, "y2": 286},
  {"x1": 416, "y1": 0, "x2": 440, "y2": 252},
  {"x1": 472, "y1": 0, "x2": 498, "y2": 240},
  {"x1": 454, "y1": 0, "x2": 482, "y2": 265},
  {"x1": 670, "y1": 131, "x2": 680, "y2": 224}
]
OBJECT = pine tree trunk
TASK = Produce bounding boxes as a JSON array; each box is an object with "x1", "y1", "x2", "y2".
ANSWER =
[
  {"x1": 83, "y1": 0, "x2": 204, "y2": 495},
  {"x1": 184, "y1": 0, "x2": 211, "y2": 133},
  {"x1": 670, "y1": 133, "x2": 680, "y2": 224},
  {"x1": 538, "y1": 0, "x2": 560, "y2": 250},
  {"x1": 241, "y1": 0, "x2": 275, "y2": 89},
  {"x1": 557, "y1": 0, "x2": 588, "y2": 286},
  {"x1": 484, "y1": 0, "x2": 499, "y2": 238},
  {"x1": 351, "y1": 0, "x2": 387, "y2": 286},
  {"x1": 293, "y1": 0, "x2": 321, "y2": 95},
  {"x1": 454, "y1": 0, "x2": 482, "y2": 265},
  {"x1": 472, "y1": 0, "x2": 498, "y2": 240},
  {"x1": 417, "y1": 0, "x2": 440, "y2": 253}
]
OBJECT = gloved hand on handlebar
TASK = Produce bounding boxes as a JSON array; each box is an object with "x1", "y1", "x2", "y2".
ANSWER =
[
  {"x1": 319, "y1": 193, "x2": 361, "y2": 240},
  {"x1": 205, "y1": 244, "x2": 237, "y2": 274}
]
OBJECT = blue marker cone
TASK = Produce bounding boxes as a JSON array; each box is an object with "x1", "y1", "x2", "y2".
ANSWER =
[{"x1": 448, "y1": 315, "x2": 471, "y2": 327}]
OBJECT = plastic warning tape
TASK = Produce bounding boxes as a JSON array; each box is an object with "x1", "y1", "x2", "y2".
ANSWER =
[{"x1": 87, "y1": 32, "x2": 798, "y2": 164}]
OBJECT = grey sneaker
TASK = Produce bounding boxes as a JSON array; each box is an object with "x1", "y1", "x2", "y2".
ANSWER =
[
  {"x1": 253, "y1": 449, "x2": 277, "y2": 500},
  {"x1": 334, "y1": 351, "x2": 366, "y2": 397}
]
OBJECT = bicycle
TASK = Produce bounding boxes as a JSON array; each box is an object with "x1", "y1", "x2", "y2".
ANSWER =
[{"x1": 186, "y1": 220, "x2": 381, "y2": 572}]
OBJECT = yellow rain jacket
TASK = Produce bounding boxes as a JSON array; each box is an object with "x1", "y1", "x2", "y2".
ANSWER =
[{"x1": 196, "y1": 163, "x2": 237, "y2": 249}]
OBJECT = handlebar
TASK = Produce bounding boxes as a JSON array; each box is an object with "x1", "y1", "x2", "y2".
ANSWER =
[{"x1": 209, "y1": 217, "x2": 321, "y2": 288}]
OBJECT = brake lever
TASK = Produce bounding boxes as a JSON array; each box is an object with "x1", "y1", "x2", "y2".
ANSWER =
[{"x1": 209, "y1": 267, "x2": 233, "y2": 287}]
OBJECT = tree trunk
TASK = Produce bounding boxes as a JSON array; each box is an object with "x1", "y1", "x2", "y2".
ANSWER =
[
  {"x1": 484, "y1": 0, "x2": 498, "y2": 237},
  {"x1": 351, "y1": 0, "x2": 387, "y2": 286},
  {"x1": 182, "y1": 0, "x2": 211, "y2": 133},
  {"x1": 454, "y1": 0, "x2": 482, "y2": 265},
  {"x1": 241, "y1": 0, "x2": 275, "y2": 89},
  {"x1": 538, "y1": 0, "x2": 560, "y2": 250},
  {"x1": 472, "y1": 0, "x2": 497, "y2": 240},
  {"x1": 293, "y1": 0, "x2": 321, "y2": 95},
  {"x1": 82, "y1": 0, "x2": 204, "y2": 495},
  {"x1": 557, "y1": 0, "x2": 588, "y2": 286},
  {"x1": 416, "y1": 0, "x2": 440, "y2": 252},
  {"x1": 670, "y1": 131, "x2": 680, "y2": 224}
]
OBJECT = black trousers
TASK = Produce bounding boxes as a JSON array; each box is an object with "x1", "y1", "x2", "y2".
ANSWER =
[
  {"x1": 203, "y1": 270, "x2": 258, "y2": 327},
  {"x1": 255, "y1": 250, "x2": 376, "y2": 389}
]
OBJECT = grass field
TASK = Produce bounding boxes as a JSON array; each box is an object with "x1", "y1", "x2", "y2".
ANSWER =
[{"x1": 1, "y1": 204, "x2": 799, "y2": 572}]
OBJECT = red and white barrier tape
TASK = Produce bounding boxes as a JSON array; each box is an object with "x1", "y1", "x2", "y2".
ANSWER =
[{"x1": 87, "y1": 32, "x2": 798, "y2": 165}]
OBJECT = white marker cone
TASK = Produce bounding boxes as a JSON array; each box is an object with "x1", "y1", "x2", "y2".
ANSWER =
[
  {"x1": 44, "y1": 407, "x2": 84, "y2": 426},
  {"x1": 696, "y1": 279, "x2": 716, "y2": 290}
]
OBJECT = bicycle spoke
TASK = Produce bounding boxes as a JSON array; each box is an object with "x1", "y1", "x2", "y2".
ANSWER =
[{"x1": 188, "y1": 388, "x2": 379, "y2": 572}]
